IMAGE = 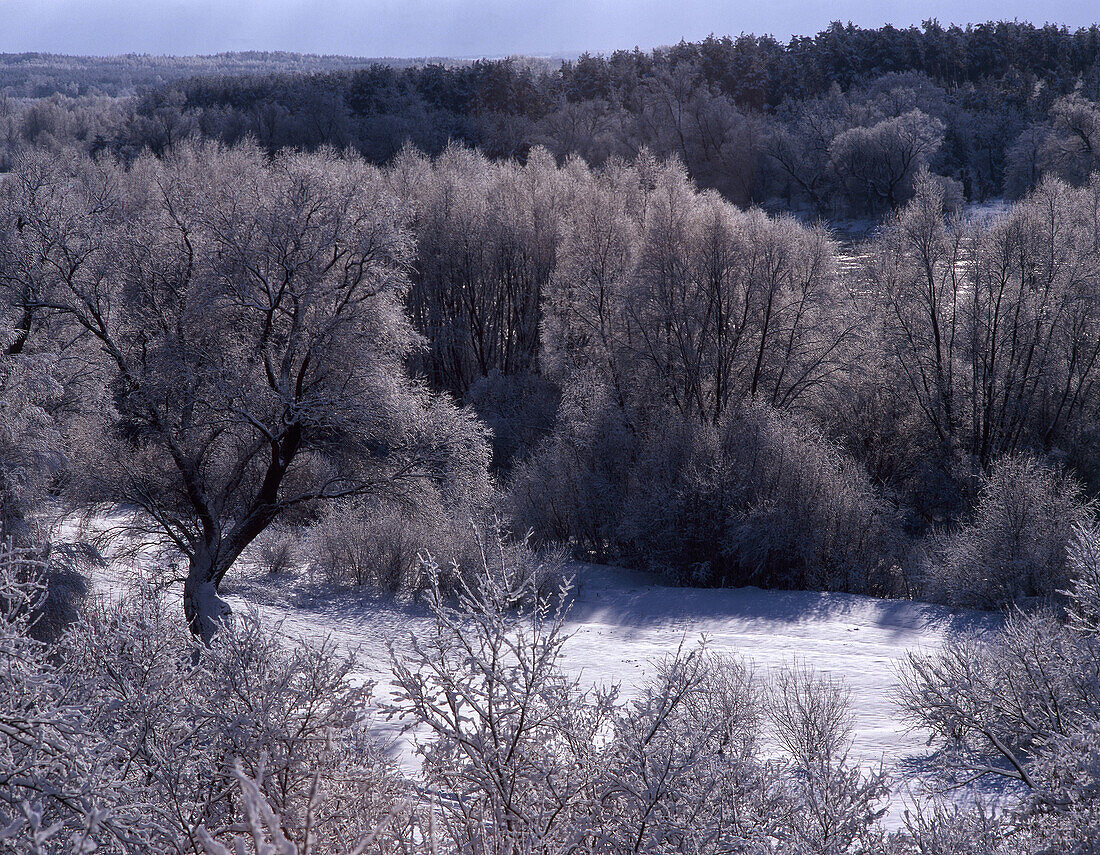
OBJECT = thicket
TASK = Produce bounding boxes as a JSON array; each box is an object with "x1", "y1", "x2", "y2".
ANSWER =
[
  {"x1": 0, "y1": 545, "x2": 415, "y2": 853},
  {"x1": 6, "y1": 23, "x2": 1100, "y2": 629},
  {"x1": 896, "y1": 522, "x2": 1100, "y2": 851},
  {"x1": 1, "y1": 538, "x2": 895, "y2": 853},
  {"x1": 376, "y1": 145, "x2": 1100, "y2": 606}
]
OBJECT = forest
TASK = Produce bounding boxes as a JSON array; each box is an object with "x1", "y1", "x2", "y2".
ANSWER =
[{"x1": 6, "y1": 19, "x2": 1100, "y2": 854}]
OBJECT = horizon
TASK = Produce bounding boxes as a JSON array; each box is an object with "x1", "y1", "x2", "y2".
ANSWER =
[{"x1": 1, "y1": 1, "x2": 1097, "y2": 60}]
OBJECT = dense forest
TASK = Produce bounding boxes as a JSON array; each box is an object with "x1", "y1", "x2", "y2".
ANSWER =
[
  {"x1": 7, "y1": 19, "x2": 1100, "y2": 854},
  {"x1": 8, "y1": 20, "x2": 1100, "y2": 211}
]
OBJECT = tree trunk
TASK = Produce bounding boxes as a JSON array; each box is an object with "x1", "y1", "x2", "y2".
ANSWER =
[{"x1": 183, "y1": 552, "x2": 232, "y2": 645}]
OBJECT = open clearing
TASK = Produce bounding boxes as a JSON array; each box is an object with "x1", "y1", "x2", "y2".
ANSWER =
[{"x1": 91, "y1": 556, "x2": 999, "y2": 827}]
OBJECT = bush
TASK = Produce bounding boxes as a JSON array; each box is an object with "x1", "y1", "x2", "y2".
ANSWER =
[
  {"x1": 0, "y1": 544, "x2": 147, "y2": 853},
  {"x1": 249, "y1": 524, "x2": 302, "y2": 577},
  {"x1": 898, "y1": 523, "x2": 1100, "y2": 852},
  {"x1": 389, "y1": 553, "x2": 610, "y2": 855},
  {"x1": 693, "y1": 404, "x2": 896, "y2": 592},
  {"x1": 307, "y1": 487, "x2": 568, "y2": 606},
  {"x1": 309, "y1": 488, "x2": 487, "y2": 593},
  {"x1": 515, "y1": 399, "x2": 898, "y2": 593},
  {"x1": 919, "y1": 454, "x2": 1092, "y2": 608},
  {"x1": 28, "y1": 541, "x2": 97, "y2": 642},
  {"x1": 768, "y1": 664, "x2": 854, "y2": 768},
  {"x1": 391, "y1": 549, "x2": 888, "y2": 855},
  {"x1": 33, "y1": 585, "x2": 408, "y2": 853},
  {"x1": 195, "y1": 762, "x2": 419, "y2": 855},
  {"x1": 311, "y1": 496, "x2": 436, "y2": 591}
]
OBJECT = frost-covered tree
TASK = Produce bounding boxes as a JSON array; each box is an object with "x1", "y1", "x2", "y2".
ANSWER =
[
  {"x1": 0, "y1": 143, "x2": 490, "y2": 640},
  {"x1": 394, "y1": 144, "x2": 571, "y2": 398},
  {"x1": 864, "y1": 172, "x2": 1100, "y2": 523},
  {"x1": 828, "y1": 108, "x2": 945, "y2": 213},
  {"x1": 1039, "y1": 96, "x2": 1100, "y2": 187}
]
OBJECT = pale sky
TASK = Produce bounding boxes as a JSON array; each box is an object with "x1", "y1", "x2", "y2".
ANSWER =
[{"x1": 0, "y1": 0, "x2": 1094, "y2": 57}]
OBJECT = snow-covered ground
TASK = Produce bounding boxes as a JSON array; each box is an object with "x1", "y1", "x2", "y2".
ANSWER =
[{"x1": 89, "y1": 552, "x2": 999, "y2": 828}]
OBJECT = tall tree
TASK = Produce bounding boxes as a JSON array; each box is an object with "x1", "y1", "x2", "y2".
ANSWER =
[{"x1": 0, "y1": 143, "x2": 489, "y2": 641}]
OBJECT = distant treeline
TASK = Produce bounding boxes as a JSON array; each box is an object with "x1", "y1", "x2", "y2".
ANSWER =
[
  {"x1": 2, "y1": 21, "x2": 1097, "y2": 216},
  {"x1": 0, "y1": 50, "x2": 466, "y2": 98}
]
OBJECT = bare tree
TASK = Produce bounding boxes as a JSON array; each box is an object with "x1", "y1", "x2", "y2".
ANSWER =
[
  {"x1": 867, "y1": 171, "x2": 965, "y2": 455},
  {"x1": 397, "y1": 144, "x2": 571, "y2": 397},
  {"x1": 828, "y1": 109, "x2": 945, "y2": 213},
  {"x1": 0, "y1": 143, "x2": 489, "y2": 640},
  {"x1": 869, "y1": 172, "x2": 1100, "y2": 492}
]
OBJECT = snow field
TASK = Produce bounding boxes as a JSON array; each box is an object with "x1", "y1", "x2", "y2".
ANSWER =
[{"x1": 88, "y1": 547, "x2": 998, "y2": 829}]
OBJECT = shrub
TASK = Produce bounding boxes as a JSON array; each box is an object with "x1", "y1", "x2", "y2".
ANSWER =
[
  {"x1": 2, "y1": 541, "x2": 410, "y2": 855},
  {"x1": 249, "y1": 524, "x2": 302, "y2": 577},
  {"x1": 195, "y1": 761, "x2": 418, "y2": 855},
  {"x1": 919, "y1": 454, "x2": 1092, "y2": 608},
  {"x1": 28, "y1": 541, "x2": 98, "y2": 643},
  {"x1": 507, "y1": 371, "x2": 635, "y2": 562},
  {"x1": 309, "y1": 489, "x2": 487, "y2": 593},
  {"x1": 768, "y1": 664, "x2": 854, "y2": 768},
  {"x1": 389, "y1": 553, "x2": 610, "y2": 855},
  {"x1": 621, "y1": 403, "x2": 898, "y2": 593},
  {"x1": 465, "y1": 369, "x2": 560, "y2": 472},
  {"x1": 0, "y1": 543, "x2": 147, "y2": 853},
  {"x1": 51, "y1": 587, "x2": 408, "y2": 853},
  {"x1": 898, "y1": 523, "x2": 1100, "y2": 851},
  {"x1": 311, "y1": 496, "x2": 435, "y2": 591},
  {"x1": 391, "y1": 548, "x2": 888, "y2": 855}
]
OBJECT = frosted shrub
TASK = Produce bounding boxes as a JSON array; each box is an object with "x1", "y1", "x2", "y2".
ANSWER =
[
  {"x1": 620, "y1": 403, "x2": 897, "y2": 593},
  {"x1": 768, "y1": 664, "x2": 854, "y2": 768},
  {"x1": 310, "y1": 491, "x2": 488, "y2": 593},
  {"x1": 896, "y1": 801, "x2": 1009, "y2": 855},
  {"x1": 312, "y1": 497, "x2": 434, "y2": 590},
  {"x1": 1, "y1": 548, "x2": 409, "y2": 854},
  {"x1": 195, "y1": 761, "x2": 418, "y2": 855},
  {"x1": 465, "y1": 369, "x2": 559, "y2": 471},
  {"x1": 920, "y1": 454, "x2": 1091, "y2": 607},
  {"x1": 392, "y1": 546, "x2": 888, "y2": 855},
  {"x1": 512, "y1": 396, "x2": 897, "y2": 593},
  {"x1": 768, "y1": 665, "x2": 888, "y2": 855},
  {"x1": 717, "y1": 403, "x2": 895, "y2": 592},
  {"x1": 898, "y1": 612, "x2": 1094, "y2": 793},
  {"x1": 898, "y1": 524, "x2": 1100, "y2": 851},
  {"x1": 250, "y1": 524, "x2": 302, "y2": 577},
  {"x1": 0, "y1": 544, "x2": 148, "y2": 853},
  {"x1": 59, "y1": 588, "x2": 407, "y2": 853},
  {"x1": 1063, "y1": 521, "x2": 1100, "y2": 634},
  {"x1": 464, "y1": 524, "x2": 570, "y2": 605},
  {"x1": 389, "y1": 553, "x2": 612, "y2": 855},
  {"x1": 0, "y1": 537, "x2": 94, "y2": 643},
  {"x1": 600, "y1": 647, "x2": 788, "y2": 855}
]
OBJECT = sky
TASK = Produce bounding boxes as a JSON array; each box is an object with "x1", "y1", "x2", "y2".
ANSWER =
[{"x1": 0, "y1": 0, "x2": 1096, "y2": 58}]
